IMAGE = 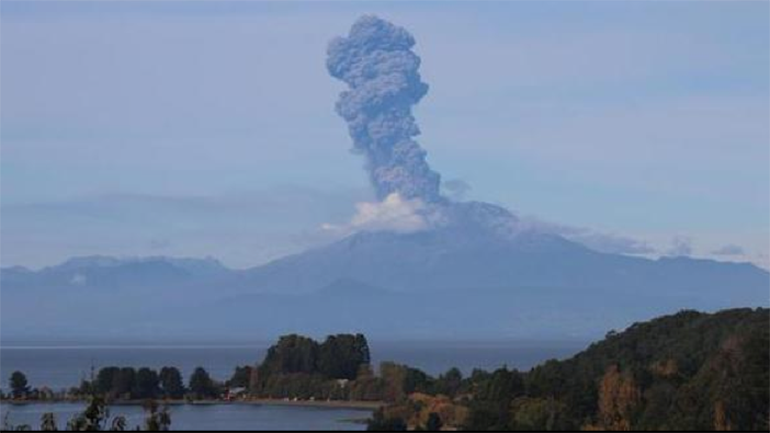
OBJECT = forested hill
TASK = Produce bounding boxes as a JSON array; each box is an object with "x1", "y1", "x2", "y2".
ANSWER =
[
  {"x1": 516, "y1": 307, "x2": 770, "y2": 431},
  {"x1": 371, "y1": 307, "x2": 770, "y2": 431}
]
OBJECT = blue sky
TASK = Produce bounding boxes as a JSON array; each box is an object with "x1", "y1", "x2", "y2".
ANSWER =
[{"x1": 1, "y1": 1, "x2": 768, "y2": 268}]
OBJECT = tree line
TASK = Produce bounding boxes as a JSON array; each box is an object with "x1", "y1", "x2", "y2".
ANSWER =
[
  {"x1": 5, "y1": 366, "x2": 220, "y2": 403},
  {"x1": 367, "y1": 307, "x2": 770, "y2": 431},
  {"x1": 88, "y1": 365, "x2": 223, "y2": 401}
]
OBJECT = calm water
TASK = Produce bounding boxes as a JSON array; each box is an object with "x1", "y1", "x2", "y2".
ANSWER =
[
  {"x1": 0, "y1": 341, "x2": 585, "y2": 430},
  {"x1": 0, "y1": 402, "x2": 369, "y2": 431},
  {"x1": 0, "y1": 341, "x2": 586, "y2": 390}
]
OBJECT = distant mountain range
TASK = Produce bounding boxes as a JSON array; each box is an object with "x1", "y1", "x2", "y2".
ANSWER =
[{"x1": 2, "y1": 224, "x2": 767, "y2": 341}]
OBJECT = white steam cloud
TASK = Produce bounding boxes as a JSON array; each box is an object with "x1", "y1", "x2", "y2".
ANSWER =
[{"x1": 323, "y1": 193, "x2": 441, "y2": 235}]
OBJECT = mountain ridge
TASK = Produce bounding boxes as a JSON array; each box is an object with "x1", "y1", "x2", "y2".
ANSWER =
[{"x1": 2, "y1": 227, "x2": 767, "y2": 340}]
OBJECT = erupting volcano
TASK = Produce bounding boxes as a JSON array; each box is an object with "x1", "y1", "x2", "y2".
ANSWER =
[{"x1": 1, "y1": 16, "x2": 767, "y2": 341}]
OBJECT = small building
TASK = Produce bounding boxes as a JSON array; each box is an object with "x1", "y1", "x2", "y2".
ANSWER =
[{"x1": 225, "y1": 387, "x2": 247, "y2": 401}]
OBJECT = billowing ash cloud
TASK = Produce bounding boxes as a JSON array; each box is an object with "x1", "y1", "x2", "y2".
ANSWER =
[
  {"x1": 325, "y1": 16, "x2": 660, "y2": 253},
  {"x1": 326, "y1": 16, "x2": 524, "y2": 238},
  {"x1": 327, "y1": 15, "x2": 442, "y2": 203}
]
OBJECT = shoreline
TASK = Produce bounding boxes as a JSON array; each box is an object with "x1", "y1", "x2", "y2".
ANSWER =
[
  {"x1": 0, "y1": 398, "x2": 382, "y2": 411},
  {"x1": 239, "y1": 399, "x2": 380, "y2": 410}
]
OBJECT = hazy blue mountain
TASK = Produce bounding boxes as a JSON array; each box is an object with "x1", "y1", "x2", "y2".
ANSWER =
[
  {"x1": 56, "y1": 255, "x2": 230, "y2": 278},
  {"x1": 1, "y1": 255, "x2": 229, "y2": 291},
  {"x1": 1, "y1": 228, "x2": 767, "y2": 341},
  {"x1": 236, "y1": 228, "x2": 768, "y2": 306}
]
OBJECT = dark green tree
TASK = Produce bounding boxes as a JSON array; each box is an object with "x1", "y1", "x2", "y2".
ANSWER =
[
  {"x1": 95, "y1": 367, "x2": 120, "y2": 397},
  {"x1": 133, "y1": 368, "x2": 160, "y2": 400},
  {"x1": 159, "y1": 367, "x2": 185, "y2": 399},
  {"x1": 404, "y1": 367, "x2": 433, "y2": 394},
  {"x1": 435, "y1": 367, "x2": 463, "y2": 397},
  {"x1": 227, "y1": 366, "x2": 253, "y2": 389},
  {"x1": 9, "y1": 371, "x2": 29, "y2": 399},
  {"x1": 113, "y1": 368, "x2": 136, "y2": 399},
  {"x1": 464, "y1": 367, "x2": 525, "y2": 430},
  {"x1": 318, "y1": 334, "x2": 371, "y2": 380},
  {"x1": 189, "y1": 367, "x2": 217, "y2": 399},
  {"x1": 260, "y1": 335, "x2": 320, "y2": 377}
]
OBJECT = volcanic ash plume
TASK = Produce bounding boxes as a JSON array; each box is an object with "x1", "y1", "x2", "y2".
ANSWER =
[
  {"x1": 327, "y1": 15, "x2": 442, "y2": 203},
  {"x1": 327, "y1": 15, "x2": 521, "y2": 239}
]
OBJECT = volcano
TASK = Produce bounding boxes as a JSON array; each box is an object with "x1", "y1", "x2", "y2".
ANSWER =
[
  {"x1": 236, "y1": 216, "x2": 768, "y2": 307},
  {"x1": 1, "y1": 16, "x2": 767, "y2": 341},
  {"x1": 3, "y1": 219, "x2": 767, "y2": 340}
]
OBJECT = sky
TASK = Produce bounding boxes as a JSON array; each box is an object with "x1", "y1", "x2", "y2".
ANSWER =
[{"x1": 1, "y1": 1, "x2": 768, "y2": 269}]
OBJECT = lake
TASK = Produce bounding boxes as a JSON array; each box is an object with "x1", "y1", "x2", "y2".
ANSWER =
[{"x1": 0, "y1": 402, "x2": 370, "y2": 431}]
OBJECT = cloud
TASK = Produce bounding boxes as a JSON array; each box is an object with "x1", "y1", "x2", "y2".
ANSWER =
[
  {"x1": 754, "y1": 253, "x2": 769, "y2": 271},
  {"x1": 711, "y1": 244, "x2": 745, "y2": 256},
  {"x1": 667, "y1": 236, "x2": 693, "y2": 257},
  {"x1": 570, "y1": 232, "x2": 656, "y2": 255},
  {"x1": 323, "y1": 193, "x2": 438, "y2": 235},
  {"x1": 517, "y1": 216, "x2": 655, "y2": 255}
]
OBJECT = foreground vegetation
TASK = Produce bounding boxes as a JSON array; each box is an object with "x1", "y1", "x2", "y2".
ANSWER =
[
  {"x1": 369, "y1": 308, "x2": 769, "y2": 431},
  {"x1": 2, "y1": 396, "x2": 171, "y2": 431},
  {"x1": 3, "y1": 308, "x2": 768, "y2": 430}
]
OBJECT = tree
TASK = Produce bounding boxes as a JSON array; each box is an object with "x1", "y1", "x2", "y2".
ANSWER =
[
  {"x1": 509, "y1": 396, "x2": 568, "y2": 431},
  {"x1": 380, "y1": 362, "x2": 408, "y2": 403},
  {"x1": 159, "y1": 367, "x2": 185, "y2": 399},
  {"x1": 595, "y1": 365, "x2": 641, "y2": 431},
  {"x1": 142, "y1": 400, "x2": 172, "y2": 431},
  {"x1": 9, "y1": 371, "x2": 29, "y2": 399},
  {"x1": 435, "y1": 367, "x2": 463, "y2": 397},
  {"x1": 227, "y1": 366, "x2": 253, "y2": 389},
  {"x1": 464, "y1": 367, "x2": 525, "y2": 430},
  {"x1": 318, "y1": 334, "x2": 371, "y2": 380},
  {"x1": 404, "y1": 367, "x2": 433, "y2": 394},
  {"x1": 113, "y1": 368, "x2": 136, "y2": 399},
  {"x1": 40, "y1": 413, "x2": 57, "y2": 432},
  {"x1": 189, "y1": 367, "x2": 217, "y2": 399},
  {"x1": 133, "y1": 368, "x2": 160, "y2": 400},
  {"x1": 66, "y1": 395, "x2": 110, "y2": 431},
  {"x1": 64, "y1": 394, "x2": 143, "y2": 431},
  {"x1": 260, "y1": 335, "x2": 319, "y2": 377},
  {"x1": 95, "y1": 367, "x2": 120, "y2": 397},
  {"x1": 367, "y1": 409, "x2": 408, "y2": 431}
]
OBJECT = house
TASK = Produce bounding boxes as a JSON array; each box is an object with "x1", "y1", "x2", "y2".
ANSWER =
[{"x1": 225, "y1": 387, "x2": 247, "y2": 401}]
